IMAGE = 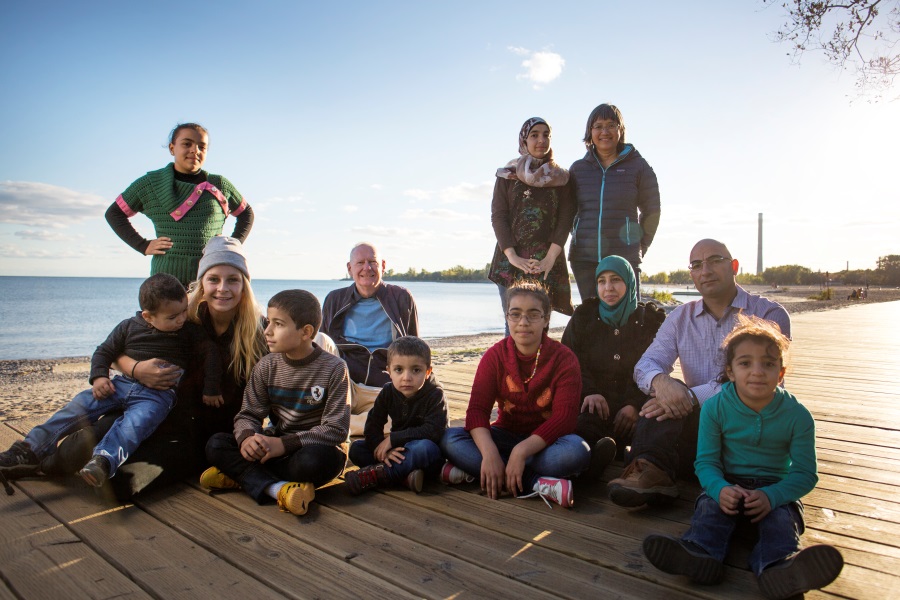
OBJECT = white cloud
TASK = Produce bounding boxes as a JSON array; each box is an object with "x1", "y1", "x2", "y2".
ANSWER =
[
  {"x1": 370, "y1": 184, "x2": 383, "y2": 190},
  {"x1": 0, "y1": 181, "x2": 107, "y2": 227},
  {"x1": 14, "y1": 230, "x2": 83, "y2": 242},
  {"x1": 254, "y1": 195, "x2": 310, "y2": 211},
  {"x1": 342, "y1": 205, "x2": 359, "y2": 213},
  {"x1": 508, "y1": 47, "x2": 565, "y2": 89},
  {"x1": 403, "y1": 181, "x2": 493, "y2": 205},
  {"x1": 401, "y1": 208, "x2": 477, "y2": 221},
  {"x1": 350, "y1": 225, "x2": 431, "y2": 239}
]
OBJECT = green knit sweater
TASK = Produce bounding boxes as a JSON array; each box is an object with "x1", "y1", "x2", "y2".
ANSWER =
[{"x1": 117, "y1": 164, "x2": 247, "y2": 285}]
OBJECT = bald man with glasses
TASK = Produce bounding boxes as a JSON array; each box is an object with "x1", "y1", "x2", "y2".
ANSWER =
[{"x1": 607, "y1": 239, "x2": 791, "y2": 507}]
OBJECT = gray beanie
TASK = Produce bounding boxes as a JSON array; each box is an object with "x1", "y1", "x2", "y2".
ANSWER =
[{"x1": 197, "y1": 236, "x2": 249, "y2": 280}]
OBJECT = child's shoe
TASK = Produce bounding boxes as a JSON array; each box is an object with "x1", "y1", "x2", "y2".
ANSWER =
[
  {"x1": 199, "y1": 467, "x2": 240, "y2": 490},
  {"x1": 440, "y1": 461, "x2": 474, "y2": 485},
  {"x1": 276, "y1": 482, "x2": 315, "y2": 516},
  {"x1": 642, "y1": 534, "x2": 724, "y2": 585},
  {"x1": 405, "y1": 469, "x2": 424, "y2": 493},
  {"x1": 78, "y1": 455, "x2": 111, "y2": 488},
  {"x1": 519, "y1": 476, "x2": 573, "y2": 509},
  {"x1": 345, "y1": 464, "x2": 389, "y2": 495},
  {"x1": 0, "y1": 441, "x2": 40, "y2": 479},
  {"x1": 757, "y1": 545, "x2": 844, "y2": 600}
]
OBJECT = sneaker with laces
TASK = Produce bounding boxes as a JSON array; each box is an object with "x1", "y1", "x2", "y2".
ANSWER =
[
  {"x1": 519, "y1": 476, "x2": 573, "y2": 509},
  {"x1": 586, "y1": 437, "x2": 617, "y2": 480},
  {"x1": 276, "y1": 482, "x2": 315, "y2": 515},
  {"x1": 199, "y1": 466, "x2": 240, "y2": 490},
  {"x1": 345, "y1": 464, "x2": 390, "y2": 495},
  {"x1": 440, "y1": 461, "x2": 474, "y2": 485},
  {"x1": 608, "y1": 458, "x2": 678, "y2": 507},
  {"x1": 757, "y1": 545, "x2": 844, "y2": 600},
  {"x1": 78, "y1": 455, "x2": 111, "y2": 488},
  {"x1": 0, "y1": 441, "x2": 40, "y2": 479},
  {"x1": 642, "y1": 534, "x2": 724, "y2": 585}
]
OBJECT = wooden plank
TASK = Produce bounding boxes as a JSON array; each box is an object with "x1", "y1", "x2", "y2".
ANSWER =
[
  {"x1": 0, "y1": 425, "x2": 153, "y2": 600},
  {"x1": 136, "y1": 483, "x2": 417, "y2": 600},
  {"x1": 319, "y1": 485, "x2": 703, "y2": 600},
  {"x1": 198, "y1": 483, "x2": 564, "y2": 600}
]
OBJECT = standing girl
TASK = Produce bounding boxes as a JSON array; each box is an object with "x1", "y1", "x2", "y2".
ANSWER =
[
  {"x1": 489, "y1": 117, "x2": 575, "y2": 330},
  {"x1": 105, "y1": 123, "x2": 254, "y2": 286},
  {"x1": 642, "y1": 315, "x2": 843, "y2": 599},
  {"x1": 440, "y1": 282, "x2": 589, "y2": 508}
]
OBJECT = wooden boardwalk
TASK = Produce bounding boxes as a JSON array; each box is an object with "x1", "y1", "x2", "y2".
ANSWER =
[{"x1": 2, "y1": 301, "x2": 899, "y2": 599}]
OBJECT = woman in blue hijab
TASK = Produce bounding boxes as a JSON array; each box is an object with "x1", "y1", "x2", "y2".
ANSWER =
[{"x1": 561, "y1": 255, "x2": 665, "y2": 479}]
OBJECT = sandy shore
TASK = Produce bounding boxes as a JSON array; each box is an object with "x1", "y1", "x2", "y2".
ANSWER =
[{"x1": 2, "y1": 285, "x2": 897, "y2": 422}]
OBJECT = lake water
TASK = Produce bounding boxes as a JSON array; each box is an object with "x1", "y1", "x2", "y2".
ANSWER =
[{"x1": 0, "y1": 276, "x2": 695, "y2": 359}]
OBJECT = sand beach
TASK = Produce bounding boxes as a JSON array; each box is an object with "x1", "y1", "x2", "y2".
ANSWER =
[{"x1": 2, "y1": 285, "x2": 897, "y2": 422}]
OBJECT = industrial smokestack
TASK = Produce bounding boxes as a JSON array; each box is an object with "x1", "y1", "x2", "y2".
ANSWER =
[{"x1": 757, "y1": 213, "x2": 763, "y2": 276}]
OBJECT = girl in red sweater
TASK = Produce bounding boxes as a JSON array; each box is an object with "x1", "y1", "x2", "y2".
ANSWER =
[{"x1": 439, "y1": 282, "x2": 590, "y2": 508}]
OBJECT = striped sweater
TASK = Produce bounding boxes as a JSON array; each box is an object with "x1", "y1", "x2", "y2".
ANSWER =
[{"x1": 234, "y1": 346, "x2": 350, "y2": 453}]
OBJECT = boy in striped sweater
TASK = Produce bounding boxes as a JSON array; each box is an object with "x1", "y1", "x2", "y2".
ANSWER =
[{"x1": 201, "y1": 290, "x2": 351, "y2": 516}]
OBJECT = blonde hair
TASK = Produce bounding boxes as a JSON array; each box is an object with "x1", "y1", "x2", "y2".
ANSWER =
[{"x1": 187, "y1": 273, "x2": 265, "y2": 384}]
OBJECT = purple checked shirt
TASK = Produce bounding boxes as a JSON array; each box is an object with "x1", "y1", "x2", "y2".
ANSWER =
[{"x1": 634, "y1": 286, "x2": 791, "y2": 404}]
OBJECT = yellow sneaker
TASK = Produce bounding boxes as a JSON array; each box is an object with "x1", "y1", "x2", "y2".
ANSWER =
[
  {"x1": 199, "y1": 467, "x2": 239, "y2": 490},
  {"x1": 277, "y1": 482, "x2": 315, "y2": 515}
]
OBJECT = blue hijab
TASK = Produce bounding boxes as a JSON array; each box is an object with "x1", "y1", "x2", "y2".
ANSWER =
[{"x1": 595, "y1": 255, "x2": 637, "y2": 327}]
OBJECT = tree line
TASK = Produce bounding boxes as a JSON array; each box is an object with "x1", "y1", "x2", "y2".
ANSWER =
[{"x1": 383, "y1": 255, "x2": 900, "y2": 287}]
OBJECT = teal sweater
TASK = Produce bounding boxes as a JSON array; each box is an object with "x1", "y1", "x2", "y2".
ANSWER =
[
  {"x1": 117, "y1": 164, "x2": 247, "y2": 285},
  {"x1": 695, "y1": 382, "x2": 817, "y2": 509}
]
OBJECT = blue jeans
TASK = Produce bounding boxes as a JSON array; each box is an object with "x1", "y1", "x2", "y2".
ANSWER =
[
  {"x1": 25, "y1": 375, "x2": 175, "y2": 476},
  {"x1": 682, "y1": 491, "x2": 805, "y2": 576},
  {"x1": 348, "y1": 438, "x2": 443, "y2": 481},
  {"x1": 440, "y1": 426, "x2": 590, "y2": 490},
  {"x1": 206, "y1": 432, "x2": 347, "y2": 503}
]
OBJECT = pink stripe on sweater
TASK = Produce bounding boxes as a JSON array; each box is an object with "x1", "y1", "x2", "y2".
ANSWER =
[
  {"x1": 231, "y1": 198, "x2": 248, "y2": 216},
  {"x1": 169, "y1": 182, "x2": 230, "y2": 221},
  {"x1": 115, "y1": 195, "x2": 137, "y2": 217}
]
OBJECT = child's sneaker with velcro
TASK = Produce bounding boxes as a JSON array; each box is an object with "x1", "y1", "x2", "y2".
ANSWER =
[
  {"x1": 276, "y1": 482, "x2": 315, "y2": 515},
  {"x1": 200, "y1": 466, "x2": 240, "y2": 490}
]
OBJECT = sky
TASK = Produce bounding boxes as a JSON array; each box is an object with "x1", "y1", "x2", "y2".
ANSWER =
[{"x1": 1, "y1": 1, "x2": 897, "y2": 281}]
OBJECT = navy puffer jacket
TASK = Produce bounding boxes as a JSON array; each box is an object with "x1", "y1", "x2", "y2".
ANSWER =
[{"x1": 568, "y1": 144, "x2": 660, "y2": 267}]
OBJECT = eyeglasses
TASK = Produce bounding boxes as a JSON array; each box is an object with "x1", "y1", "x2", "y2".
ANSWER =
[
  {"x1": 506, "y1": 310, "x2": 546, "y2": 323},
  {"x1": 688, "y1": 255, "x2": 731, "y2": 271},
  {"x1": 591, "y1": 124, "x2": 620, "y2": 133}
]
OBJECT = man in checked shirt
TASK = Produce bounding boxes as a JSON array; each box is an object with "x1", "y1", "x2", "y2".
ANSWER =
[{"x1": 607, "y1": 239, "x2": 791, "y2": 507}]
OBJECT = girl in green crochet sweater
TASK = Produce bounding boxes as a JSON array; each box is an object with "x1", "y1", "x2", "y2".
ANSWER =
[{"x1": 105, "y1": 123, "x2": 254, "y2": 286}]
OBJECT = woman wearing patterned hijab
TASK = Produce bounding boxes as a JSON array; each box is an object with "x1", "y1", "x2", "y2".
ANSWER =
[
  {"x1": 561, "y1": 255, "x2": 665, "y2": 480},
  {"x1": 488, "y1": 117, "x2": 576, "y2": 332}
]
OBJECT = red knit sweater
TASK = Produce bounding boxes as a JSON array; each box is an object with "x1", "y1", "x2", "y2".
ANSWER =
[{"x1": 465, "y1": 334, "x2": 581, "y2": 445}]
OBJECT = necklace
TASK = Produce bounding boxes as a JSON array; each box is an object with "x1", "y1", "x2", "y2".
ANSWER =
[{"x1": 522, "y1": 343, "x2": 542, "y2": 385}]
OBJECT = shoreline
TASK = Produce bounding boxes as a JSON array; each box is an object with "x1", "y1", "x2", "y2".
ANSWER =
[{"x1": 2, "y1": 290, "x2": 898, "y2": 422}]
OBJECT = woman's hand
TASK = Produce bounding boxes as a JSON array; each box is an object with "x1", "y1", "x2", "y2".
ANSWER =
[
  {"x1": 581, "y1": 394, "x2": 610, "y2": 420},
  {"x1": 534, "y1": 243, "x2": 563, "y2": 280},
  {"x1": 506, "y1": 251, "x2": 537, "y2": 274},
  {"x1": 613, "y1": 405, "x2": 638, "y2": 439},
  {"x1": 144, "y1": 237, "x2": 173, "y2": 256},
  {"x1": 129, "y1": 358, "x2": 182, "y2": 390},
  {"x1": 505, "y1": 446, "x2": 528, "y2": 496},
  {"x1": 202, "y1": 394, "x2": 224, "y2": 408},
  {"x1": 480, "y1": 452, "x2": 507, "y2": 499}
]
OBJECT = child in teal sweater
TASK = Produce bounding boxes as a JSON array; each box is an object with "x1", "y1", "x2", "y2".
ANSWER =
[{"x1": 642, "y1": 315, "x2": 843, "y2": 600}]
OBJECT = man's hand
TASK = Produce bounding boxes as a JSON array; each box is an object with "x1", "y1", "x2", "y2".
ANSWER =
[
  {"x1": 613, "y1": 405, "x2": 638, "y2": 439},
  {"x1": 640, "y1": 374, "x2": 695, "y2": 421}
]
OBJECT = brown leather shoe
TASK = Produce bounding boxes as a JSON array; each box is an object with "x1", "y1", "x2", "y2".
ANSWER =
[{"x1": 608, "y1": 458, "x2": 678, "y2": 507}]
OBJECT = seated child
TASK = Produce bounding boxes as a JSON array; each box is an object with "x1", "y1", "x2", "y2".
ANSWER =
[
  {"x1": 0, "y1": 273, "x2": 221, "y2": 489},
  {"x1": 642, "y1": 315, "x2": 843, "y2": 600},
  {"x1": 345, "y1": 336, "x2": 448, "y2": 495},
  {"x1": 201, "y1": 289, "x2": 350, "y2": 516}
]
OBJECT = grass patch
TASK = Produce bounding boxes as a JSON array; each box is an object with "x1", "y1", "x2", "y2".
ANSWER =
[
  {"x1": 807, "y1": 288, "x2": 834, "y2": 300},
  {"x1": 647, "y1": 290, "x2": 675, "y2": 303}
]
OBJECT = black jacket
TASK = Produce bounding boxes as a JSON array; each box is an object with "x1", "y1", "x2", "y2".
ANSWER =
[
  {"x1": 561, "y1": 299, "x2": 665, "y2": 412},
  {"x1": 363, "y1": 374, "x2": 449, "y2": 451}
]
